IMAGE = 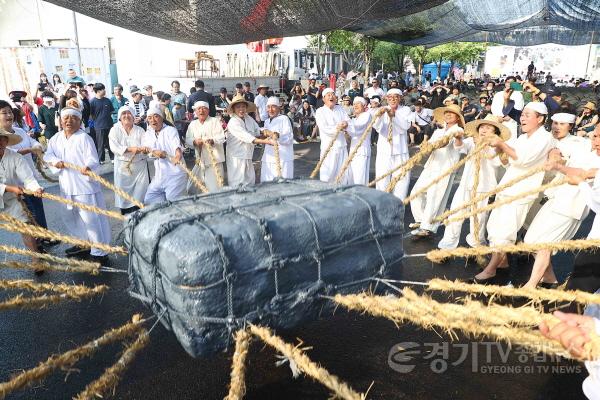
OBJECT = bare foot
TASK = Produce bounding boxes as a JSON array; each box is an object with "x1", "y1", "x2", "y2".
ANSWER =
[{"x1": 474, "y1": 270, "x2": 496, "y2": 280}]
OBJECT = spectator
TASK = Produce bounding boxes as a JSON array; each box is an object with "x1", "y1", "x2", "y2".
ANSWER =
[
  {"x1": 35, "y1": 73, "x2": 53, "y2": 101},
  {"x1": 89, "y1": 83, "x2": 115, "y2": 163},
  {"x1": 476, "y1": 100, "x2": 493, "y2": 120},
  {"x1": 347, "y1": 79, "x2": 363, "y2": 102},
  {"x1": 172, "y1": 100, "x2": 187, "y2": 139},
  {"x1": 299, "y1": 100, "x2": 316, "y2": 140},
  {"x1": 243, "y1": 82, "x2": 255, "y2": 102},
  {"x1": 364, "y1": 78, "x2": 385, "y2": 99},
  {"x1": 341, "y1": 95, "x2": 353, "y2": 117},
  {"x1": 37, "y1": 91, "x2": 59, "y2": 140},
  {"x1": 215, "y1": 87, "x2": 231, "y2": 112},
  {"x1": 290, "y1": 81, "x2": 305, "y2": 98},
  {"x1": 429, "y1": 82, "x2": 448, "y2": 109},
  {"x1": 142, "y1": 85, "x2": 154, "y2": 109},
  {"x1": 110, "y1": 84, "x2": 128, "y2": 124},
  {"x1": 576, "y1": 102, "x2": 599, "y2": 137},
  {"x1": 408, "y1": 100, "x2": 433, "y2": 145},
  {"x1": 170, "y1": 80, "x2": 187, "y2": 111},
  {"x1": 461, "y1": 96, "x2": 478, "y2": 123},
  {"x1": 52, "y1": 74, "x2": 64, "y2": 96},
  {"x1": 187, "y1": 80, "x2": 216, "y2": 117},
  {"x1": 444, "y1": 86, "x2": 463, "y2": 105},
  {"x1": 234, "y1": 83, "x2": 244, "y2": 97},
  {"x1": 161, "y1": 93, "x2": 174, "y2": 124},
  {"x1": 128, "y1": 86, "x2": 147, "y2": 129}
]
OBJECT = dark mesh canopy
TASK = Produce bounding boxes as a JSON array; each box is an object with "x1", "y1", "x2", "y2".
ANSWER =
[{"x1": 46, "y1": 0, "x2": 600, "y2": 46}]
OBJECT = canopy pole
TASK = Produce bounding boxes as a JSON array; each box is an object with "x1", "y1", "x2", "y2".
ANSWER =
[
  {"x1": 585, "y1": 31, "x2": 595, "y2": 79},
  {"x1": 72, "y1": 11, "x2": 83, "y2": 75}
]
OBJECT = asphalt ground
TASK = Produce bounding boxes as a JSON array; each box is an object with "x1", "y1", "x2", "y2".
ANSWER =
[{"x1": 0, "y1": 141, "x2": 593, "y2": 400}]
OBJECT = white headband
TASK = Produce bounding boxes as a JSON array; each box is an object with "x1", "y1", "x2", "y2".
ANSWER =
[
  {"x1": 524, "y1": 101, "x2": 548, "y2": 115},
  {"x1": 60, "y1": 107, "x2": 82, "y2": 119},
  {"x1": 266, "y1": 97, "x2": 280, "y2": 107},
  {"x1": 353, "y1": 96, "x2": 367, "y2": 106},
  {"x1": 387, "y1": 88, "x2": 403, "y2": 96},
  {"x1": 192, "y1": 101, "x2": 209, "y2": 110},
  {"x1": 42, "y1": 96, "x2": 54, "y2": 102},
  {"x1": 551, "y1": 112, "x2": 576, "y2": 123},
  {"x1": 118, "y1": 105, "x2": 135, "y2": 120},
  {"x1": 146, "y1": 106, "x2": 164, "y2": 118},
  {"x1": 322, "y1": 88, "x2": 335, "y2": 97}
]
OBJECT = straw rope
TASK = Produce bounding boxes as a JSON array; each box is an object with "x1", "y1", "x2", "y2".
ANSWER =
[
  {"x1": 32, "y1": 150, "x2": 59, "y2": 183},
  {"x1": 224, "y1": 329, "x2": 252, "y2": 400},
  {"x1": 273, "y1": 139, "x2": 283, "y2": 178},
  {"x1": 434, "y1": 166, "x2": 546, "y2": 223},
  {"x1": 248, "y1": 324, "x2": 365, "y2": 400},
  {"x1": 123, "y1": 154, "x2": 136, "y2": 176},
  {"x1": 0, "y1": 290, "x2": 106, "y2": 311},
  {"x1": 16, "y1": 196, "x2": 37, "y2": 226},
  {"x1": 0, "y1": 314, "x2": 143, "y2": 399},
  {"x1": 0, "y1": 279, "x2": 107, "y2": 295},
  {"x1": 386, "y1": 109, "x2": 394, "y2": 144},
  {"x1": 469, "y1": 151, "x2": 487, "y2": 265},
  {"x1": 383, "y1": 130, "x2": 458, "y2": 193},
  {"x1": 402, "y1": 141, "x2": 487, "y2": 205},
  {"x1": 23, "y1": 190, "x2": 126, "y2": 221},
  {"x1": 427, "y1": 278, "x2": 600, "y2": 305},
  {"x1": 426, "y1": 238, "x2": 600, "y2": 263},
  {"x1": 335, "y1": 113, "x2": 381, "y2": 184},
  {"x1": 444, "y1": 178, "x2": 566, "y2": 225},
  {"x1": 0, "y1": 260, "x2": 99, "y2": 275},
  {"x1": 332, "y1": 289, "x2": 600, "y2": 360},
  {"x1": 0, "y1": 212, "x2": 128, "y2": 255},
  {"x1": 205, "y1": 142, "x2": 225, "y2": 187},
  {"x1": 74, "y1": 329, "x2": 150, "y2": 400},
  {"x1": 309, "y1": 128, "x2": 344, "y2": 179},
  {"x1": 0, "y1": 244, "x2": 100, "y2": 272},
  {"x1": 62, "y1": 162, "x2": 144, "y2": 209},
  {"x1": 174, "y1": 158, "x2": 209, "y2": 193}
]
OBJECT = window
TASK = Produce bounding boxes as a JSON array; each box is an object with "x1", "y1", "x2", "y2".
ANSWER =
[
  {"x1": 19, "y1": 40, "x2": 40, "y2": 46},
  {"x1": 48, "y1": 39, "x2": 71, "y2": 47},
  {"x1": 59, "y1": 49, "x2": 69, "y2": 59}
]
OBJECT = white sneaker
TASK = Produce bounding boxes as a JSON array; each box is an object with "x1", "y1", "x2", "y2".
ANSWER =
[{"x1": 408, "y1": 222, "x2": 420, "y2": 229}]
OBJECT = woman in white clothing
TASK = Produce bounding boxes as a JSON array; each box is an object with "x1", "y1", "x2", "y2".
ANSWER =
[
  {"x1": 108, "y1": 106, "x2": 150, "y2": 214},
  {"x1": 347, "y1": 96, "x2": 372, "y2": 185}
]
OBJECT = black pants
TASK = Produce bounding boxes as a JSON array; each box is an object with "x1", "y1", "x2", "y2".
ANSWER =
[
  {"x1": 120, "y1": 206, "x2": 140, "y2": 215},
  {"x1": 95, "y1": 128, "x2": 114, "y2": 162},
  {"x1": 408, "y1": 125, "x2": 433, "y2": 144},
  {"x1": 22, "y1": 194, "x2": 47, "y2": 228}
]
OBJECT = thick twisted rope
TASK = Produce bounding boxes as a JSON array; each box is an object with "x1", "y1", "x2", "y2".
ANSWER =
[
  {"x1": 62, "y1": 162, "x2": 144, "y2": 209},
  {"x1": 0, "y1": 244, "x2": 100, "y2": 272},
  {"x1": 0, "y1": 288, "x2": 108, "y2": 311},
  {"x1": 205, "y1": 142, "x2": 225, "y2": 187},
  {"x1": 469, "y1": 150, "x2": 486, "y2": 265},
  {"x1": 225, "y1": 329, "x2": 252, "y2": 400},
  {"x1": 248, "y1": 324, "x2": 365, "y2": 400},
  {"x1": 427, "y1": 238, "x2": 600, "y2": 263},
  {"x1": 427, "y1": 278, "x2": 600, "y2": 305},
  {"x1": 309, "y1": 128, "x2": 344, "y2": 179},
  {"x1": 0, "y1": 279, "x2": 108, "y2": 295},
  {"x1": 74, "y1": 329, "x2": 150, "y2": 400},
  {"x1": 0, "y1": 212, "x2": 128, "y2": 255},
  {"x1": 123, "y1": 154, "x2": 136, "y2": 175},
  {"x1": 383, "y1": 130, "x2": 459, "y2": 193},
  {"x1": 174, "y1": 158, "x2": 209, "y2": 193},
  {"x1": 31, "y1": 149, "x2": 59, "y2": 183},
  {"x1": 444, "y1": 178, "x2": 566, "y2": 225},
  {"x1": 0, "y1": 314, "x2": 143, "y2": 399},
  {"x1": 335, "y1": 113, "x2": 381, "y2": 184},
  {"x1": 386, "y1": 109, "x2": 394, "y2": 144},
  {"x1": 23, "y1": 190, "x2": 125, "y2": 221},
  {"x1": 434, "y1": 166, "x2": 546, "y2": 223},
  {"x1": 402, "y1": 141, "x2": 487, "y2": 205},
  {"x1": 1, "y1": 260, "x2": 99, "y2": 275},
  {"x1": 273, "y1": 138, "x2": 283, "y2": 178}
]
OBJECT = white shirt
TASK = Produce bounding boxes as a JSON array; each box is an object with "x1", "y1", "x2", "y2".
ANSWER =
[
  {"x1": 373, "y1": 106, "x2": 412, "y2": 157},
  {"x1": 226, "y1": 115, "x2": 260, "y2": 159},
  {"x1": 579, "y1": 169, "x2": 600, "y2": 238},
  {"x1": 423, "y1": 124, "x2": 462, "y2": 171},
  {"x1": 254, "y1": 94, "x2": 269, "y2": 122},
  {"x1": 263, "y1": 114, "x2": 294, "y2": 162},
  {"x1": 348, "y1": 111, "x2": 372, "y2": 157},
  {"x1": 185, "y1": 117, "x2": 226, "y2": 165},
  {"x1": 364, "y1": 86, "x2": 385, "y2": 99},
  {"x1": 108, "y1": 123, "x2": 148, "y2": 162},
  {"x1": 412, "y1": 108, "x2": 433, "y2": 127},
  {"x1": 315, "y1": 105, "x2": 350, "y2": 154},
  {"x1": 456, "y1": 138, "x2": 501, "y2": 193},
  {"x1": 44, "y1": 129, "x2": 102, "y2": 195},
  {"x1": 491, "y1": 90, "x2": 524, "y2": 117},
  {"x1": 142, "y1": 124, "x2": 185, "y2": 179},
  {"x1": 8, "y1": 126, "x2": 43, "y2": 173},
  {"x1": 0, "y1": 149, "x2": 41, "y2": 210}
]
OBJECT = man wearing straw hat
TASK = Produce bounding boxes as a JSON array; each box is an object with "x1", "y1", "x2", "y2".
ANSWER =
[
  {"x1": 372, "y1": 88, "x2": 412, "y2": 198},
  {"x1": 254, "y1": 84, "x2": 269, "y2": 126},
  {"x1": 346, "y1": 96, "x2": 373, "y2": 185},
  {"x1": 142, "y1": 106, "x2": 187, "y2": 204},
  {"x1": 261, "y1": 97, "x2": 294, "y2": 181},
  {"x1": 474, "y1": 101, "x2": 555, "y2": 284},
  {"x1": 314, "y1": 88, "x2": 352, "y2": 184},
  {"x1": 185, "y1": 101, "x2": 226, "y2": 192},
  {"x1": 521, "y1": 112, "x2": 600, "y2": 289},
  {"x1": 44, "y1": 107, "x2": 111, "y2": 264},
  {"x1": 0, "y1": 128, "x2": 46, "y2": 270},
  {"x1": 410, "y1": 103, "x2": 465, "y2": 238},
  {"x1": 438, "y1": 116, "x2": 511, "y2": 250},
  {"x1": 226, "y1": 94, "x2": 272, "y2": 186},
  {"x1": 576, "y1": 101, "x2": 599, "y2": 138}
]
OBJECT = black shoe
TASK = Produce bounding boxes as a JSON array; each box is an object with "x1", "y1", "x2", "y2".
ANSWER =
[
  {"x1": 40, "y1": 239, "x2": 60, "y2": 248},
  {"x1": 89, "y1": 255, "x2": 109, "y2": 266},
  {"x1": 34, "y1": 269, "x2": 45, "y2": 276},
  {"x1": 65, "y1": 246, "x2": 89, "y2": 256},
  {"x1": 538, "y1": 282, "x2": 559, "y2": 290},
  {"x1": 469, "y1": 275, "x2": 497, "y2": 285}
]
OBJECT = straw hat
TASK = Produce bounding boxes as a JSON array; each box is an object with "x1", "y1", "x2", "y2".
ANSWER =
[
  {"x1": 583, "y1": 101, "x2": 597, "y2": 111},
  {"x1": 227, "y1": 94, "x2": 256, "y2": 114},
  {"x1": 0, "y1": 128, "x2": 23, "y2": 146},
  {"x1": 464, "y1": 115, "x2": 511, "y2": 141},
  {"x1": 433, "y1": 104, "x2": 466, "y2": 128}
]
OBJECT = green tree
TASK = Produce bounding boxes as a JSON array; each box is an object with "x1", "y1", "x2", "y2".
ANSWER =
[
  {"x1": 308, "y1": 30, "x2": 377, "y2": 78},
  {"x1": 373, "y1": 42, "x2": 411, "y2": 73}
]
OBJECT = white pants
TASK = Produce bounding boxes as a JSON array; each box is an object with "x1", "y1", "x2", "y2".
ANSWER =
[
  {"x1": 410, "y1": 172, "x2": 455, "y2": 233},
  {"x1": 375, "y1": 153, "x2": 410, "y2": 200},
  {"x1": 320, "y1": 148, "x2": 350, "y2": 184},
  {"x1": 1, "y1": 197, "x2": 28, "y2": 223},
  {"x1": 144, "y1": 173, "x2": 187, "y2": 204},
  {"x1": 227, "y1": 157, "x2": 255, "y2": 187},
  {"x1": 261, "y1": 160, "x2": 293, "y2": 182},
  {"x1": 188, "y1": 162, "x2": 225, "y2": 194},
  {"x1": 62, "y1": 192, "x2": 111, "y2": 256},
  {"x1": 350, "y1": 155, "x2": 370, "y2": 186},
  {"x1": 486, "y1": 197, "x2": 533, "y2": 246},
  {"x1": 438, "y1": 185, "x2": 490, "y2": 249},
  {"x1": 524, "y1": 199, "x2": 588, "y2": 244}
]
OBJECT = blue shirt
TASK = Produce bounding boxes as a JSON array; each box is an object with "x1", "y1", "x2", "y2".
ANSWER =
[
  {"x1": 110, "y1": 95, "x2": 128, "y2": 124},
  {"x1": 90, "y1": 97, "x2": 115, "y2": 130}
]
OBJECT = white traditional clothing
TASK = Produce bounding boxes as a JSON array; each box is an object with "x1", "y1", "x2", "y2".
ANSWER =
[
  {"x1": 185, "y1": 116, "x2": 226, "y2": 193},
  {"x1": 486, "y1": 125, "x2": 556, "y2": 246},
  {"x1": 108, "y1": 123, "x2": 149, "y2": 209},
  {"x1": 315, "y1": 104, "x2": 351, "y2": 184},
  {"x1": 254, "y1": 94, "x2": 269, "y2": 122},
  {"x1": 44, "y1": 129, "x2": 111, "y2": 256},
  {"x1": 226, "y1": 115, "x2": 259, "y2": 186},
  {"x1": 347, "y1": 111, "x2": 372, "y2": 185},
  {"x1": 438, "y1": 138, "x2": 503, "y2": 249},
  {"x1": 0, "y1": 149, "x2": 41, "y2": 222},
  {"x1": 580, "y1": 169, "x2": 600, "y2": 239},
  {"x1": 261, "y1": 114, "x2": 294, "y2": 181},
  {"x1": 8, "y1": 126, "x2": 43, "y2": 178},
  {"x1": 142, "y1": 124, "x2": 187, "y2": 204},
  {"x1": 373, "y1": 106, "x2": 412, "y2": 199},
  {"x1": 410, "y1": 124, "x2": 463, "y2": 233}
]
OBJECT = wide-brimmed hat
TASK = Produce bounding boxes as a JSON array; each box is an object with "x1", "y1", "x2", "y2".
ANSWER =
[
  {"x1": 464, "y1": 115, "x2": 511, "y2": 141},
  {"x1": 583, "y1": 101, "x2": 597, "y2": 111},
  {"x1": 0, "y1": 129, "x2": 23, "y2": 146},
  {"x1": 257, "y1": 84, "x2": 269, "y2": 90},
  {"x1": 227, "y1": 94, "x2": 256, "y2": 114},
  {"x1": 433, "y1": 104, "x2": 466, "y2": 128}
]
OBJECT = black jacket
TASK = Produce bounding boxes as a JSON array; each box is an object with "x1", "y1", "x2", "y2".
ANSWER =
[{"x1": 187, "y1": 90, "x2": 216, "y2": 117}]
